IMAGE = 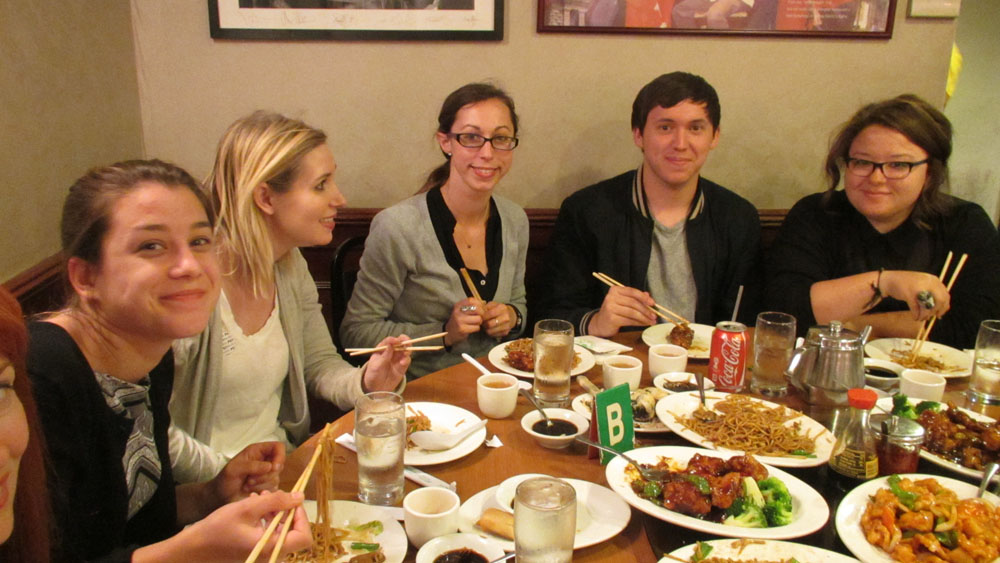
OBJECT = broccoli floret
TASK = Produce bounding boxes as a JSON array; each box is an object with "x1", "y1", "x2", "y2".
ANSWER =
[
  {"x1": 725, "y1": 496, "x2": 747, "y2": 518},
  {"x1": 723, "y1": 504, "x2": 767, "y2": 528},
  {"x1": 914, "y1": 401, "x2": 942, "y2": 415},
  {"x1": 742, "y1": 476, "x2": 765, "y2": 508},
  {"x1": 892, "y1": 394, "x2": 918, "y2": 419},
  {"x1": 762, "y1": 501, "x2": 793, "y2": 527},
  {"x1": 758, "y1": 477, "x2": 793, "y2": 526}
]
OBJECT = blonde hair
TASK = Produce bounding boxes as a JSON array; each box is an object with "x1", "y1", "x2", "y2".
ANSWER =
[{"x1": 208, "y1": 111, "x2": 327, "y2": 295}]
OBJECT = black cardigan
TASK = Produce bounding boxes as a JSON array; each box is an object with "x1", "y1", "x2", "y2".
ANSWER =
[
  {"x1": 537, "y1": 169, "x2": 762, "y2": 333},
  {"x1": 27, "y1": 322, "x2": 179, "y2": 563}
]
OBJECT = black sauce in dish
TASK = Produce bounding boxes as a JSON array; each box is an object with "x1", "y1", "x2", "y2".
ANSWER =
[
  {"x1": 434, "y1": 548, "x2": 487, "y2": 563},
  {"x1": 532, "y1": 419, "x2": 578, "y2": 436}
]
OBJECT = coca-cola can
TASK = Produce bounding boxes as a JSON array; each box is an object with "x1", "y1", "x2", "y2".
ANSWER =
[{"x1": 709, "y1": 321, "x2": 747, "y2": 392}]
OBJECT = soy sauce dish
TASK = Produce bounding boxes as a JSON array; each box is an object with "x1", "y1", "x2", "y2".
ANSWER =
[
  {"x1": 864, "y1": 358, "x2": 904, "y2": 391},
  {"x1": 520, "y1": 408, "x2": 589, "y2": 449},
  {"x1": 416, "y1": 532, "x2": 505, "y2": 563}
]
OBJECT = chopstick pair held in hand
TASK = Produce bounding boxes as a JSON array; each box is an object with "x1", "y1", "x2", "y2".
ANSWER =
[
  {"x1": 910, "y1": 251, "x2": 968, "y2": 361},
  {"x1": 591, "y1": 272, "x2": 691, "y2": 326},
  {"x1": 344, "y1": 331, "x2": 447, "y2": 357}
]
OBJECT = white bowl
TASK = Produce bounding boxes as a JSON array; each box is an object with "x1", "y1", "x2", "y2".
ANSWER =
[
  {"x1": 520, "y1": 408, "x2": 589, "y2": 449},
  {"x1": 415, "y1": 532, "x2": 506, "y2": 563},
  {"x1": 494, "y1": 473, "x2": 551, "y2": 513},
  {"x1": 864, "y1": 358, "x2": 903, "y2": 391}
]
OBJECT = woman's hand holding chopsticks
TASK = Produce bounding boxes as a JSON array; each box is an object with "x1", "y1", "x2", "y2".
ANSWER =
[
  {"x1": 481, "y1": 301, "x2": 517, "y2": 338},
  {"x1": 444, "y1": 297, "x2": 485, "y2": 346},
  {"x1": 879, "y1": 270, "x2": 952, "y2": 322},
  {"x1": 363, "y1": 334, "x2": 411, "y2": 392}
]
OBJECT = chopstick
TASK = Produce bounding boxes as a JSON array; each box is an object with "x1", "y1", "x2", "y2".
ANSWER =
[
  {"x1": 245, "y1": 424, "x2": 331, "y2": 563},
  {"x1": 345, "y1": 331, "x2": 448, "y2": 356},
  {"x1": 459, "y1": 267, "x2": 485, "y2": 304},
  {"x1": 591, "y1": 272, "x2": 691, "y2": 325},
  {"x1": 910, "y1": 252, "x2": 968, "y2": 362}
]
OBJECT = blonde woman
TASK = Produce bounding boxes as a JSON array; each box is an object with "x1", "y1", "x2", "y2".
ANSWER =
[
  {"x1": 341, "y1": 83, "x2": 528, "y2": 378},
  {"x1": 169, "y1": 112, "x2": 409, "y2": 483}
]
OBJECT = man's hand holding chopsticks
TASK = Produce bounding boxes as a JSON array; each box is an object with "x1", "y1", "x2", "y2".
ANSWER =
[{"x1": 588, "y1": 285, "x2": 658, "y2": 338}]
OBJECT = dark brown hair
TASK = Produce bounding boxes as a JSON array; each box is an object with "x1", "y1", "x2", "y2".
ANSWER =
[
  {"x1": 631, "y1": 72, "x2": 721, "y2": 132},
  {"x1": 59, "y1": 159, "x2": 212, "y2": 302},
  {"x1": 418, "y1": 83, "x2": 519, "y2": 194},
  {"x1": 825, "y1": 94, "x2": 952, "y2": 229},
  {"x1": 0, "y1": 286, "x2": 52, "y2": 562}
]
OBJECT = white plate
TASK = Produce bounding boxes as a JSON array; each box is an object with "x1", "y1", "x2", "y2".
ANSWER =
[
  {"x1": 655, "y1": 392, "x2": 835, "y2": 468},
  {"x1": 301, "y1": 500, "x2": 407, "y2": 563},
  {"x1": 835, "y1": 474, "x2": 999, "y2": 563},
  {"x1": 487, "y1": 342, "x2": 596, "y2": 379},
  {"x1": 405, "y1": 402, "x2": 486, "y2": 466},
  {"x1": 875, "y1": 396, "x2": 1000, "y2": 482},
  {"x1": 865, "y1": 338, "x2": 972, "y2": 377},
  {"x1": 458, "y1": 478, "x2": 631, "y2": 551},
  {"x1": 415, "y1": 533, "x2": 506, "y2": 563},
  {"x1": 664, "y1": 538, "x2": 858, "y2": 562},
  {"x1": 605, "y1": 445, "x2": 828, "y2": 540},
  {"x1": 652, "y1": 372, "x2": 716, "y2": 394},
  {"x1": 641, "y1": 322, "x2": 714, "y2": 359},
  {"x1": 571, "y1": 392, "x2": 669, "y2": 433}
]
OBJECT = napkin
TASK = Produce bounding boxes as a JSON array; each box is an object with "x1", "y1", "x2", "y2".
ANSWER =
[
  {"x1": 334, "y1": 433, "x2": 457, "y2": 492},
  {"x1": 575, "y1": 336, "x2": 632, "y2": 364}
]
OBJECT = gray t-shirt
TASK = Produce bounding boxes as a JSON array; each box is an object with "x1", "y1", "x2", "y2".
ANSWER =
[{"x1": 647, "y1": 219, "x2": 697, "y2": 322}]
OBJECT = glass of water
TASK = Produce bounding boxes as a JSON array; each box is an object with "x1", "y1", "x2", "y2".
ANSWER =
[
  {"x1": 532, "y1": 319, "x2": 574, "y2": 407},
  {"x1": 752, "y1": 311, "x2": 796, "y2": 397},
  {"x1": 354, "y1": 391, "x2": 405, "y2": 505},
  {"x1": 514, "y1": 477, "x2": 576, "y2": 563},
  {"x1": 968, "y1": 320, "x2": 1000, "y2": 405}
]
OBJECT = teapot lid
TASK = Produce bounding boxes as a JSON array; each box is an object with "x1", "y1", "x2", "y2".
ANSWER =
[{"x1": 809, "y1": 321, "x2": 863, "y2": 351}]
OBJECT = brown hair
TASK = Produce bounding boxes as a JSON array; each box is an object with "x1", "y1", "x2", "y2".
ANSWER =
[
  {"x1": 60, "y1": 159, "x2": 212, "y2": 271},
  {"x1": 418, "y1": 83, "x2": 519, "y2": 194},
  {"x1": 825, "y1": 94, "x2": 952, "y2": 229},
  {"x1": 0, "y1": 287, "x2": 52, "y2": 562},
  {"x1": 631, "y1": 71, "x2": 721, "y2": 132},
  {"x1": 207, "y1": 111, "x2": 327, "y2": 296}
]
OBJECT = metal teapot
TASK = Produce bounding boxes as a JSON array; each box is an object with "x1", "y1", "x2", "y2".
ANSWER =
[{"x1": 785, "y1": 321, "x2": 867, "y2": 406}]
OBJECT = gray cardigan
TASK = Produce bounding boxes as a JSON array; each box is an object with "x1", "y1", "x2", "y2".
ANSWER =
[
  {"x1": 341, "y1": 192, "x2": 528, "y2": 378},
  {"x1": 168, "y1": 249, "x2": 400, "y2": 483}
]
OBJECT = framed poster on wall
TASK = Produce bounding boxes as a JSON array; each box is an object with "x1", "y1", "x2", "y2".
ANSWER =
[
  {"x1": 538, "y1": 0, "x2": 895, "y2": 38},
  {"x1": 209, "y1": 0, "x2": 504, "y2": 41}
]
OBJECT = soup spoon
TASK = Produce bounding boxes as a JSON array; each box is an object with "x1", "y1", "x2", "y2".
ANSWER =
[
  {"x1": 462, "y1": 353, "x2": 492, "y2": 376},
  {"x1": 518, "y1": 388, "x2": 553, "y2": 427},
  {"x1": 408, "y1": 419, "x2": 488, "y2": 451}
]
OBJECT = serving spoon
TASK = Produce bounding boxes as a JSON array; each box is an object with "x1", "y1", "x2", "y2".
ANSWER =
[
  {"x1": 519, "y1": 388, "x2": 553, "y2": 427},
  {"x1": 462, "y1": 353, "x2": 492, "y2": 376},
  {"x1": 575, "y1": 436, "x2": 669, "y2": 481},
  {"x1": 408, "y1": 419, "x2": 488, "y2": 451},
  {"x1": 978, "y1": 462, "x2": 999, "y2": 498}
]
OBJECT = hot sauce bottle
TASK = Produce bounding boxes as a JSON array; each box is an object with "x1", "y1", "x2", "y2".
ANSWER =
[{"x1": 829, "y1": 388, "x2": 879, "y2": 482}]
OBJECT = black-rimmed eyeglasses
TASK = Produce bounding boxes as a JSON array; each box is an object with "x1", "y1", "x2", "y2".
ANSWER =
[
  {"x1": 846, "y1": 158, "x2": 929, "y2": 179},
  {"x1": 448, "y1": 132, "x2": 519, "y2": 151}
]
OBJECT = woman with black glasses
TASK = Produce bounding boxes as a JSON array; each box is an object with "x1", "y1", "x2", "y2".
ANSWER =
[
  {"x1": 765, "y1": 94, "x2": 1000, "y2": 348},
  {"x1": 342, "y1": 83, "x2": 529, "y2": 378}
]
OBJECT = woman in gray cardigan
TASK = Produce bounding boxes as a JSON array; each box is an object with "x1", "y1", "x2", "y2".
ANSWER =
[
  {"x1": 169, "y1": 112, "x2": 410, "y2": 484},
  {"x1": 342, "y1": 83, "x2": 529, "y2": 378}
]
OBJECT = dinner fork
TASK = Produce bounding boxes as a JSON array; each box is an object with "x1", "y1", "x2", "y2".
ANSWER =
[{"x1": 575, "y1": 436, "x2": 669, "y2": 481}]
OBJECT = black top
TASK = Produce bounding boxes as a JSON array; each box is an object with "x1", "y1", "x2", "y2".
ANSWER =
[
  {"x1": 764, "y1": 191, "x2": 1000, "y2": 348},
  {"x1": 426, "y1": 185, "x2": 503, "y2": 301},
  {"x1": 27, "y1": 321, "x2": 179, "y2": 563},
  {"x1": 537, "y1": 169, "x2": 762, "y2": 333}
]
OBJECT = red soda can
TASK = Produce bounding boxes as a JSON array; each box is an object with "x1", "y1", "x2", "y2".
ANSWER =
[{"x1": 708, "y1": 321, "x2": 747, "y2": 392}]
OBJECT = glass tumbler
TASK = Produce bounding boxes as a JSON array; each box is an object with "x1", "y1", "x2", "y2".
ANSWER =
[
  {"x1": 752, "y1": 312, "x2": 796, "y2": 397},
  {"x1": 354, "y1": 391, "x2": 405, "y2": 505},
  {"x1": 532, "y1": 319, "x2": 575, "y2": 407},
  {"x1": 969, "y1": 320, "x2": 1000, "y2": 405},
  {"x1": 514, "y1": 477, "x2": 576, "y2": 563}
]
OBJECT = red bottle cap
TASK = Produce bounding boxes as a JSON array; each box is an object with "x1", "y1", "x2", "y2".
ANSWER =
[{"x1": 847, "y1": 388, "x2": 878, "y2": 409}]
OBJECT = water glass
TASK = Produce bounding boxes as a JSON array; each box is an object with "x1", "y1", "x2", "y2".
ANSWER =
[
  {"x1": 514, "y1": 477, "x2": 576, "y2": 563},
  {"x1": 752, "y1": 312, "x2": 796, "y2": 397},
  {"x1": 968, "y1": 320, "x2": 1000, "y2": 405},
  {"x1": 354, "y1": 391, "x2": 405, "y2": 505},
  {"x1": 532, "y1": 319, "x2": 574, "y2": 407}
]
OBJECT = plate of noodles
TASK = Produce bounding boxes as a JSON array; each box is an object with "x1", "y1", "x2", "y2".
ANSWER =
[
  {"x1": 835, "y1": 474, "x2": 1000, "y2": 562},
  {"x1": 865, "y1": 338, "x2": 972, "y2": 377},
  {"x1": 605, "y1": 445, "x2": 827, "y2": 540},
  {"x1": 642, "y1": 322, "x2": 713, "y2": 359},
  {"x1": 404, "y1": 402, "x2": 486, "y2": 466},
  {"x1": 662, "y1": 538, "x2": 858, "y2": 562},
  {"x1": 655, "y1": 392, "x2": 835, "y2": 468},
  {"x1": 293, "y1": 500, "x2": 407, "y2": 563},
  {"x1": 487, "y1": 339, "x2": 595, "y2": 379}
]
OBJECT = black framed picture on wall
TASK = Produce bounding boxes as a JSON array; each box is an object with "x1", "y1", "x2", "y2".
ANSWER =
[
  {"x1": 209, "y1": 0, "x2": 504, "y2": 41},
  {"x1": 538, "y1": 0, "x2": 895, "y2": 38}
]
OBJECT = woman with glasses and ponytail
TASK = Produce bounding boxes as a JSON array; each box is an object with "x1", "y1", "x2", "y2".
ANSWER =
[
  {"x1": 342, "y1": 83, "x2": 529, "y2": 378},
  {"x1": 765, "y1": 94, "x2": 1000, "y2": 349}
]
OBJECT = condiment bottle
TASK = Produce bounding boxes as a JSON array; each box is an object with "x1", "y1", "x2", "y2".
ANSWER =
[{"x1": 828, "y1": 388, "x2": 879, "y2": 482}]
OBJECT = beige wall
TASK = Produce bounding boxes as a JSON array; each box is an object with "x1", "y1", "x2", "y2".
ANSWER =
[
  {"x1": 946, "y1": 0, "x2": 1000, "y2": 224},
  {"x1": 132, "y1": 2, "x2": 957, "y2": 212},
  {"x1": 0, "y1": 1, "x2": 143, "y2": 281}
]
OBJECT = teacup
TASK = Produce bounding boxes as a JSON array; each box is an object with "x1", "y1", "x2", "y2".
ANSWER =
[
  {"x1": 477, "y1": 373, "x2": 519, "y2": 418},
  {"x1": 648, "y1": 344, "x2": 688, "y2": 375},
  {"x1": 403, "y1": 486, "x2": 461, "y2": 548},
  {"x1": 603, "y1": 355, "x2": 642, "y2": 391},
  {"x1": 900, "y1": 368, "x2": 946, "y2": 402}
]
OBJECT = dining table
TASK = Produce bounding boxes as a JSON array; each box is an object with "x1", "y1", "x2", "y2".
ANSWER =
[{"x1": 280, "y1": 329, "x2": 999, "y2": 562}]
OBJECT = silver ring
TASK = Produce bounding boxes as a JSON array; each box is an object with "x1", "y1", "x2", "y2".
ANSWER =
[
  {"x1": 460, "y1": 305, "x2": 477, "y2": 313},
  {"x1": 917, "y1": 290, "x2": 935, "y2": 310},
  {"x1": 494, "y1": 318, "x2": 499, "y2": 326}
]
